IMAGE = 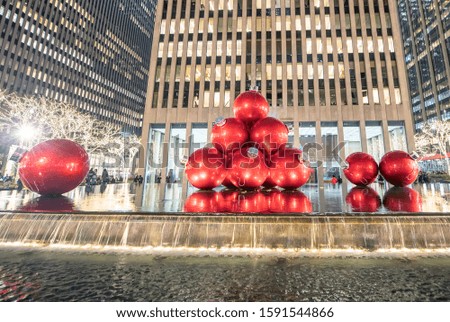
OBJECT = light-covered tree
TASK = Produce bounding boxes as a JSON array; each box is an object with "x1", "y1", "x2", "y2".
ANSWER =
[
  {"x1": 0, "y1": 91, "x2": 122, "y2": 155},
  {"x1": 414, "y1": 120, "x2": 450, "y2": 174},
  {"x1": 106, "y1": 133, "x2": 142, "y2": 180}
]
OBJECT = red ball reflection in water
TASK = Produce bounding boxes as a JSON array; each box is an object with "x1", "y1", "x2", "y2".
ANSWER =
[
  {"x1": 343, "y1": 152, "x2": 379, "y2": 186},
  {"x1": 383, "y1": 187, "x2": 423, "y2": 213},
  {"x1": 345, "y1": 186, "x2": 381, "y2": 212},
  {"x1": 269, "y1": 190, "x2": 313, "y2": 213},
  {"x1": 218, "y1": 189, "x2": 240, "y2": 212},
  {"x1": 183, "y1": 191, "x2": 224, "y2": 213},
  {"x1": 18, "y1": 139, "x2": 89, "y2": 195},
  {"x1": 21, "y1": 196, "x2": 75, "y2": 213},
  {"x1": 233, "y1": 90, "x2": 270, "y2": 128},
  {"x1": 379, "y1": 151, "x2": 419, "y2": 187},
  {"x1": 235, "y1": 191, "x2": 269, "y2": 213}
]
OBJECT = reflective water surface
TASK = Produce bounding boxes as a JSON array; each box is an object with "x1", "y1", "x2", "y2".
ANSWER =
[
  {"x1": 0, "y1": 248, "x2": 449, "y2": 302},
  {"x1": 0, "y1": 182, "x2": 449, "y2": 214}
]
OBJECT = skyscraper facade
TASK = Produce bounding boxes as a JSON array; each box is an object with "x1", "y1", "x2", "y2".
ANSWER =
[
  {"x1": 398, "y1": 0, "x2": 450, "y2": 130},
  {"x1": 0, "y1": 0, "x2": 157, "y2": 134},
  {"x1": 142, "y1": 0, "x2": 415, "y2": 186}
]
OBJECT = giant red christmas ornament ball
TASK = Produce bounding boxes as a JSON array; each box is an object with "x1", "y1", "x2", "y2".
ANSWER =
[
  {"x1": 269, "y1": 190, "x2": 313, "y2": 213},
  {"x1": 379, "y1": 151, "x2": 419, "y2": 187},
  {"x1": 345, "y1": 186, "x2": 381, "y2": 212},
  {"x1": 228, "y1": 147, "x2": 269, "y2": 190},
  {"x1": 233, "y1": 90, "x2": 270, "y2": 128},
  {"x1": 185, "y1": 147, "x2": 226, "y2": 190},
  {"x1": 383, "y1": 187, "x2": 422, "y2": 212},
  {"x1": 250, "y1": 117, "x2": 289, "y2": 154},
  {"x1": 184, "y1": 191, "x2": 224, "y2": 213},
  {"x1": 343, "y1": 152, "x2": 379, "y2": 186},
  {"x1": 211, "y1": 117, "x2": 249, "y2": 153},
  {"x1": 270, "y1": 148, "x2": 311, "y2": 190},
  {"x1": 222, "y1": 175, "x2": 236, "y2": 189},
  {"x1": 262, "y1": 157, "x2": 277, "y2": 188},
  {"x1": 18, "y1": 139, "x2": 89, "y2": 195}
]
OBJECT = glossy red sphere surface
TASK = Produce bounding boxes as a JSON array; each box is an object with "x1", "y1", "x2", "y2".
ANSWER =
[
  {"x1": 234, "y1": 191, "x2": 269, "y2": 213},
  {"x1": 228, "y1": 148, "x2": 269, "y2": 190},
  {"x1": 233, "y1": 90, "x2": 270, "y2": 128},
  {"x1": 211, "y1": 117, "x2": 249, "y2": 153},
  {"x1": 345, "y1": 186, "x2": 381, "y2": 212},
  {"x1": 221, "y1": 175, "x2": 236, "y2": 189},
  {"x1": 383, "y1": 187, "x2": 422, "y2": 212},
  {"x1": 185, "y1": 147, "x2": 226, "y2": 190},
  {"x1": 250, "y1": 117, "x2": 289, "y2": 154},
  {"x1": 270, "y1": 148, "x2": 311, "y2": 190},
  {"x1": 269, "y1": 190, "x2": 313, "y2": 213},
  {"x1": 343, "y1": 152, "x2": 379, "y2": 186},
  {"x1": 184, "y1": 191, "x2": 224, "y2": 213},
  {"x1": 18, "y1": 139, "x2": 89, "y2": 195},
  {"x1": 379, "y1": 151, "x2": 419, "y2": 187}
]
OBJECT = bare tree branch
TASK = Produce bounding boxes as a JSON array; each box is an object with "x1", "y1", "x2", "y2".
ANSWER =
[{"x1": 415, "y1": 120, "x2": 450, "y2": 174}]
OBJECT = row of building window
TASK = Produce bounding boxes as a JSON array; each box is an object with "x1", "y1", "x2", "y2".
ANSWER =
[{"x1": 160, "y1": 12, "x2": 391, "y2": 35}]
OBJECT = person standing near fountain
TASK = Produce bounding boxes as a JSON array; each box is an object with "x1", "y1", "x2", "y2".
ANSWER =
[{"x1": 102, "y1": 169, "x2": 109, "y2": 184}]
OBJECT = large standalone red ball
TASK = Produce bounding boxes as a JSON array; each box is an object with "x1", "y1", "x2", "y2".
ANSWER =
[
  {"x1": 211, "y1": 118, "x2": 249, "y2": 153},
  {"x1": 228, "y1": 147, "x2": 269, "y2": 190},
  {"x1": 233, "y1": 90, "x2": 270, "y2": 128},
  {"x1": 345, "y1": 187, "x2": 381, "y2": 212},
  {"x1": 270, "y1": 148, "x2": 311, "y2": 190},
  {"x1": 343, "y1": 152, "x2": 379, "y2": 186},
  {"x1": 250, "y1": 117, "x2": 289, "y2": 154},
  {"x1": 18, "y1": 139, "x2": 89, "y2": 195},
  {"x1": 383, "y1": 187, "x2": 422, "y2": 212},
  {"x1": 269, "y1": 190, "x2": 313, "y2": 213},
  {"x1": 379, "y1": 151, "x2": 419, "y2": 187},
  {"x1": 185, "y1": 147, "x2": 226, "y2": 190}
]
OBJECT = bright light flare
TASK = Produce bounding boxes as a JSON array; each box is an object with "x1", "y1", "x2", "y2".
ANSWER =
[{"x1": 17, "y1": 124, "x2": 38, "y2": 142}]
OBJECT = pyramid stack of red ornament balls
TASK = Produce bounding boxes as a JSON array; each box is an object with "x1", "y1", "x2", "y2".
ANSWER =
[{"x1": 185, "y1": 90, "x2": 312, "y2": 191}]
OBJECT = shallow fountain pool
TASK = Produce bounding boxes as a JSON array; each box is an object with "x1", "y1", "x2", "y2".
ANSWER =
[{"x1": 0, "y1": 247, "x2": 449, "y2": 302}]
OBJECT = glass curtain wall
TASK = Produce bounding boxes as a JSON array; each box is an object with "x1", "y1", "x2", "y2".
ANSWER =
[
  {"x1": 343, "y1": 122, "x2": 362, "y2": 157},
  {"x1": 167, "y1": 123, "x2": 187, "y2": 184},
  {"x1": 366, "y1": 121, "x2": 385, "y2": 162},
  {"x1": 190, "y1": 123, "x2": 208, "y2": 154},
  {"x1": 321, "y1": 122, "x2": 339, "y2": 181},
  {"x1": 145, "y1": 124, "x2": 165, "y2": 184},
  {"x1": 388, "y1": 121, "x2": 408, "y2": 151},
  {"x1": 299, "y1": 122, "x2": 318, "y2": 183}
]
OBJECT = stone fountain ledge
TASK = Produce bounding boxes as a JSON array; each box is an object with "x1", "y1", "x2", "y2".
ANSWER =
[{"x1": 0, "y1": 212, "x2": 449, "y2": 256}]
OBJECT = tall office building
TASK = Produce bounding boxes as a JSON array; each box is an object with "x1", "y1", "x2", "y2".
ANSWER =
[
  {"x1": 0, "y1": 0, "x2": 157, "y2": 134},
  {"x1": 142, "y1": 0, "x2": 415, "y2": 185},
  {"x1": 398, "y1": 0, "x2": 450, "y2": 130}
]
